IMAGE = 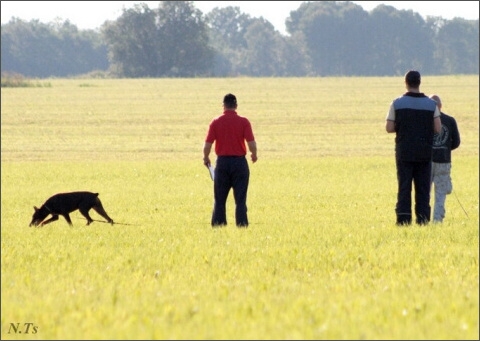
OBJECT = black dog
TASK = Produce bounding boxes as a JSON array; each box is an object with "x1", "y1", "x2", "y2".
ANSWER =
[{"x1": 30, "y1": 191, "x2": 114, "y2": 227}]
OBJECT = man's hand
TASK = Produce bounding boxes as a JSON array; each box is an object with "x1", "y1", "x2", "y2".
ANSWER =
[
  {"x1": 203, "y1": 142, "x2": 213, "y2": 167},
  {"x1": 247, "y1": 141, "x2": 257, "y2": 163}
]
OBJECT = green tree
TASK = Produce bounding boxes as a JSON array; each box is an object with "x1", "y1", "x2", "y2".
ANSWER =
[
  {"x1": 102, "y1": 1, "x2": 213, "y2": 77},
  {"x1": 155, "y1": 1, "x2": 213, "y2": 77},
  {"x1": 431, "y1": 17, "x2": 479, "y2": 74},
  {"x1": 1, "y1": 18, "x2": 107, "y2": 78},
  {"x1": 102, "y1": 3, "x2": 160, "y2": 77},
  {"x1": 243, "y1": 19, "x2": 279, "y2": 76},
  {"x1": 281, "y1": 32, "x2": 313, "y2": 76},
  {"x1": 243, "y1": 18, "x2": 311, "y2": 77},
  {"x1": 205, "y1": 6, "x2": 253, "y2": 76},
  {"x1": 287, "y1": 1, "x2": 370, "y2": 76},
  {"x1": 368, "y1": 5, "x2": 434, "y2": 76},
  {"x1": 287, "y1": 2, "x2": 438, "y2": 76},
  {"x1": 2, "y1": 1, "x2": 478, "y2": 78},
  {"x1": 206, "y1": 6, "x2": 309, "y2": 77}
]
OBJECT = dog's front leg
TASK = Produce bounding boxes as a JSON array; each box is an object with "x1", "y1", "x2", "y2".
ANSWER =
[
  {"x1": 41, "y1": 215, "x2": 59, "y2": 226},
  {"x1": 62, "y1": 214, "x2": 74, "y2": 226}
]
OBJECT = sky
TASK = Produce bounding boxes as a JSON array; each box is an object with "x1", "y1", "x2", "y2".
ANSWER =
[{"x1": 1, "y1": 1, "x2": 479, "y2": 35}]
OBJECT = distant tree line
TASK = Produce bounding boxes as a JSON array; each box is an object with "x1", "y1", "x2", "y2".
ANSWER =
[{"x1": 1, "y1": 1, "x2": 478, "y2": 78}]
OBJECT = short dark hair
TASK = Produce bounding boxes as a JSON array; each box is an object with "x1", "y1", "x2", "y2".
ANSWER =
[
  {"x1": 405, "y1": 70, "x2": 421, "y2": 87},
  {"x1": 223, "y1": 93, "x2": 237, "y2": 107}
]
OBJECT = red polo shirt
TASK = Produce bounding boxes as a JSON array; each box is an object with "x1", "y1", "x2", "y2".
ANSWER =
[{"x1": 205, "y1": 110, "x2": 255, "y2": 156}]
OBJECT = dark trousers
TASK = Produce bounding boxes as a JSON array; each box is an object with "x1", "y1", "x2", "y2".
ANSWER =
[
  {"x1": 212, "y1": 156, "x2": 250, "y2": 227},
  {"x1": 395, "y1": 159, "x2": 432, "y2": 225}
]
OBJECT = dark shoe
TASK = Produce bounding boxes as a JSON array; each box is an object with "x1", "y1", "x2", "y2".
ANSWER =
[
  {"x1": 416, "y1": 215, "x2": 430, "y2": 225},
  {"x1": 396, "y1": 221, "x2": 411, "y2": 226}
]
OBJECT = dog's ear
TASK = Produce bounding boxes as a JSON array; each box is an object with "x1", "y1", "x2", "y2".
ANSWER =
[{"x1": 34, "y1": 206, "x2": 39, "y2": 211}]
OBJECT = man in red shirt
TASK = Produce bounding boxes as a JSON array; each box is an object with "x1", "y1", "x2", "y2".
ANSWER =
[{"x1": 203, "y1": 93, "x2": 258, "y2": 227}]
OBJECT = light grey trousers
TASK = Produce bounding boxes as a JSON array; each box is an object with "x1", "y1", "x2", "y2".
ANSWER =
[{"x1": 431, "y1": 162, "x2": 453, "y2": 222}]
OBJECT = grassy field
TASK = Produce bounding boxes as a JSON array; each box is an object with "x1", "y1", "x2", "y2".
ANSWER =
[{"x1": 1, "y1": 76, "x2": 478, "y2": 340}]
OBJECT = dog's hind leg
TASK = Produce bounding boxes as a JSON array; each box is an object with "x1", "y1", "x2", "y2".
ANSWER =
[
  {"x1": 78, "y1": 207, "x2": 94, "y2": 225},
  {"x1": 92, "y1": 198, "x2": 114, "y2": 225}
]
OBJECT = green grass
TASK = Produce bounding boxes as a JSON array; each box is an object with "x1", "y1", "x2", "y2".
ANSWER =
[{"x1": 1, "y1": 76, "x2": 479, "y2": 339}]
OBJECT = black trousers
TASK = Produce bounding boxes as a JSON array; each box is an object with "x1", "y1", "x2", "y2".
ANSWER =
[
  {"x1": 395, "y1": 159, "x2": 432, "y2": 225},
  {"x1": 212, "y1": 156, "x2": 250, "y2": 227}
]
